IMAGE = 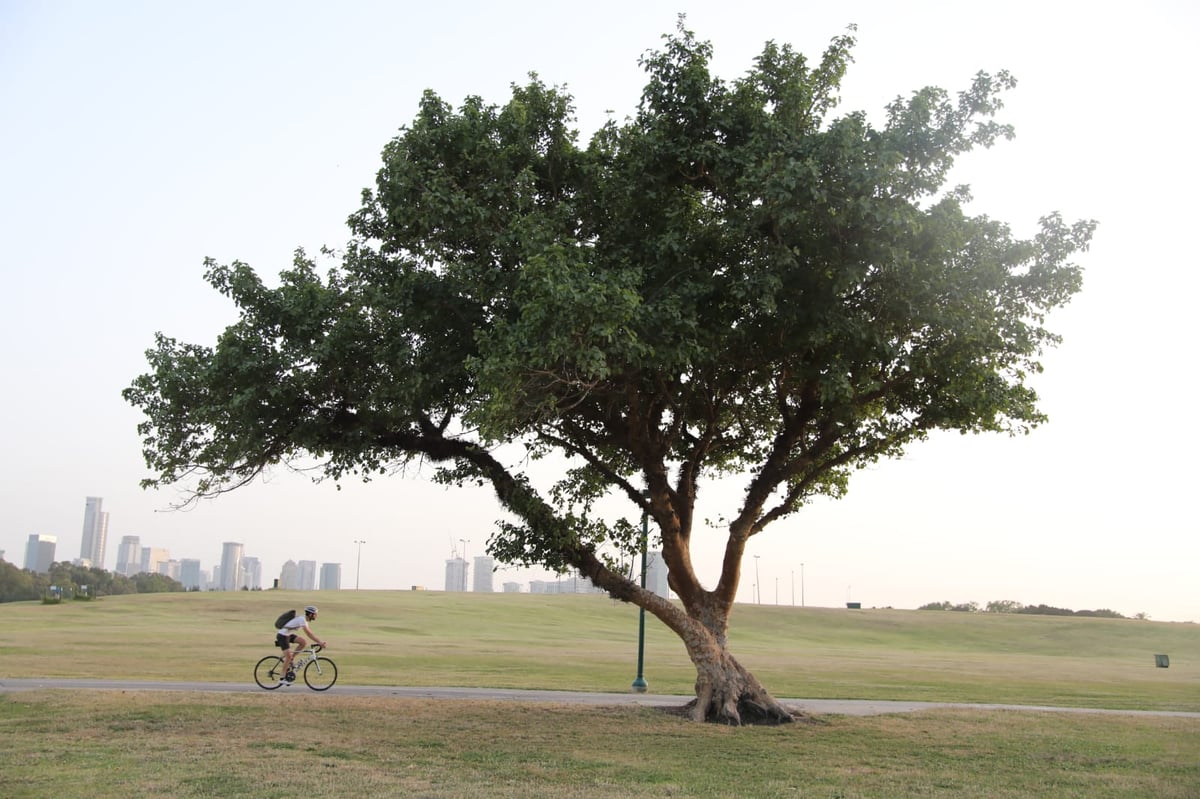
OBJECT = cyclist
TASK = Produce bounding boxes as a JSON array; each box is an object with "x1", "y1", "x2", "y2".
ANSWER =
[{"x1": 276, "y1": 605, "x2": 327, "y2": 683}]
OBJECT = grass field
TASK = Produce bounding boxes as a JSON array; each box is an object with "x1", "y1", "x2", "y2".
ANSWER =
[
  {"x1": 4, "y1": 590, "x2": 1197, "y2": 710},
  {"x1": 2, "y1": 591, "x2": 1198, "y2": 798}
]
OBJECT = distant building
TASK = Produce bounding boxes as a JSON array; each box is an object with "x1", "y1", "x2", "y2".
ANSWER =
[
  {"x1": 141, "y1": 546, "x2": 170, "y2": 576},
  {"x1": 298, "y1": 560, "x2": 317, "y2": 591},
  {"x1": 503, "y1": 582, "x2": 521, "y2": 593},
  {"x1": 179, "y1": 559, "x2": 202, "y2": 590},
  {"x1": 473, "y1": 556, "x2": 495, "y2": 593},
  {"x1": 79, "y1": 496, "x2": 109, "y2": 570},
  {"x1": 444, "y1": 557, "x2": 467, "y2": 592},
  {"x1": 319, "y1": 562, "x2": 341, "y2": 590},
  {"x1": 241, "y1": 557, "x2": 262, "y2": 590},
  {"x1": 24, "y1": 534, "x2": 56, "y2": 574},
  {"x1": 529, "y1": 574, "x2": 604, "y2": 594},
  {"x1": 645, "y1": 550, "x2": 670, "y2": 599},
  {"x1": 219, "y1": 542, "x2": 244, "y2": 591},
  {"x1": 279, "y1": 560, "x2": 300, "y2": 590},
  {"x1": 115, "y1": 536, "x2": 142, "y2": 576}
]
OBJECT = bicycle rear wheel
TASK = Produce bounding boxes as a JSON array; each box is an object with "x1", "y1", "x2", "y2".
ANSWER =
[
  {"x1": 303, "y1": 656, "x2": 338, "y2": 691},
  {"x1": 254, "y1": 655, "x2": 286, "y2": 689}
]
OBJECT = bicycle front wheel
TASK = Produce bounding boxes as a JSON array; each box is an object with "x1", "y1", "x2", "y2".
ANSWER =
[
  {"x1": 303, "y1": 656, "x2": 338, "y2": 691},
  {"x1": 254, "y1": 655, "x2": 285, "y2": 689}
]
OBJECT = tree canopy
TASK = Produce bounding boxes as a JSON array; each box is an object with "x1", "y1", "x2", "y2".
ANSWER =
[{"x1": 125, "y1": 22, "x2": 1093, "y2": 723}]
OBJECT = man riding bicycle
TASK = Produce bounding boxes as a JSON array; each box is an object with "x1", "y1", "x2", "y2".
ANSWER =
[{"x1": 276, "y1": 605, "x2": 327, "y2": 682}]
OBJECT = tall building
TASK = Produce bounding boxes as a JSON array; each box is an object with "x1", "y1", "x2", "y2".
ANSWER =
[
  {"x1": 645, "y1": 550, "x2": 670, "y2": 599},
  {"x1": 444, "y1": 557, "x2": 467, "y2": 592},
  {"x1": 79, "y1": 496, "x2": 109, "y2": 569},
  {"x1": 219, "y1": 542, "x2": 244, "y2": 591},
  {"x1": 279, "y1": 560, "x2": 300, "y2": 590},
  {"x1": 473, "y1": 556, "x2": 495, "y2": 593},
  {"x1": 298, "y1": 560, "x2": 317, "y2": 591},
  {"x1": 115, "y1": 536, "x2": 142, "y2": 576},
  {"x1": 141, "y1": 546, "x2": 170, "y2": 575},
  {"x1": 319, "y1": 562, "x2": 341, "y2": 590},
  {"x1": 241, "y1": 556, "x2": 262, "y2": 590},
  {"x1": 24, "y1": 534, "x2": 56, "y2": 574},
  {"x1": 179, "y1": 559, "x2": 202, "y2": 590}
]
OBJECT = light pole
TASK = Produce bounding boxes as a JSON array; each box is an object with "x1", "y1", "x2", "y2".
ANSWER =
[
  {"x1": 354, "y1": 540, "x2": 366, "y2": 590},
  {"x1": 754, "y1": 555, "x2": 761, "y2": 605},
  {"x1": 801, "y1": 562, "x2": 805, "y2": 607},
  {"x1": 460, "y1": 539, "x2": 469, "y2": 592},
  {"x1": 632, "y1": 493, "x2": 649, "y2": 693}
]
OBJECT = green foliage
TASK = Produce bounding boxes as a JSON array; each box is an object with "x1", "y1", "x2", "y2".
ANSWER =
[
  {"x1": 924, "y1": 600, "x2": 1129, "y2": 619},
  {"x1": 124, "y1": 22, "x2": 1093, "y2": 658},
  {"x1": 0, "y1": 560, "x2": 183, "y2": 604}
]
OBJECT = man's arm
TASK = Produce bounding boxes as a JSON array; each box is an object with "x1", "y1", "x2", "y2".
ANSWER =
[{"x1": 302, "y1": 623, "x2": 327, "y2": 648}]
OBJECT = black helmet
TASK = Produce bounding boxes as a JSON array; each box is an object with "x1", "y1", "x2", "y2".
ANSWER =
[{"x1": 304, "y1": 605, "x2": 318, "y2": 615}]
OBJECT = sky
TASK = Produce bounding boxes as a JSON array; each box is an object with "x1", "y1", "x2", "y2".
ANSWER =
[{"x1": 2, "y1": 1, "x2": 1197, "y2": 622}]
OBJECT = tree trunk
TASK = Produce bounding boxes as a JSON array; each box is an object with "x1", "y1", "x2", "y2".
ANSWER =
[
  {"x1": 578, "y1": 548, "x2": 793, "y2": 724},
  {"x1": 680, "y1": 625, "x2": 796, "y2": 725}
]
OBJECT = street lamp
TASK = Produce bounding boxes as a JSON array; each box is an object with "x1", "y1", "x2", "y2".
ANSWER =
[
  {"x1": 460, "y1": 538, "x2": 469, "y2": 592},
  {"x1": 354, "y1": 540, "x2": 366, "y2": 590},
  {"x1": 801, "y1": 562, "x2": 805, "y2": 607},
  {"x1": 754, "y1": 555, "x2": 761, "y2": 605},
  {"x1": 632, "y1": 493, "x2": 650, "y2": 693}
]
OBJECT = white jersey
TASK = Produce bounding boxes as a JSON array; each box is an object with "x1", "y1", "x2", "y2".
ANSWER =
[{"x1": 278, "y1": 615, "x2": 307, "y2": 635}]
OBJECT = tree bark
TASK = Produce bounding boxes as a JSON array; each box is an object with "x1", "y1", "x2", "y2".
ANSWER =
[
  {"x1": 591, "y1": 555, "x2": 794, "y2": 726},
  {"x1": 678, "y1": 612, "x2": 795, "y2": 725}
]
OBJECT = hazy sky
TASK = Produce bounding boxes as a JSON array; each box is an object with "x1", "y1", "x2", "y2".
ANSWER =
[{"x1": 2, "y1": 1, "x2": 1197, "y2": 622}]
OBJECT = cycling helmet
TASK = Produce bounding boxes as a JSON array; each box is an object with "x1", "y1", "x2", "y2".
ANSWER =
[{"x1": 304, "y1": 605, "x2": 318, "y2": 615}]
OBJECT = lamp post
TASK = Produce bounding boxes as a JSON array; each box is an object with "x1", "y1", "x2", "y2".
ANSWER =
[
  {"x1": 801, "y1": 562, "x2": 805, "y2": 607},
  {"x1": 460, "y1": 539, "x2": 469, "y2": 592},
  {"x1": 754, "y1": 555, "x2": 761, "y2": 605},
  {"x1": 632, "y1": 494, "x2": 649, "y2": 693},
  {"x1": 354, "y1": 540, "x2": 366, "y2": 590}
]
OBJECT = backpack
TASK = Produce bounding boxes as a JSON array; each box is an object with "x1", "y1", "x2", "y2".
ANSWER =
[{"x1": 274, "y1": 609, "x2": 296, "y2": 629}]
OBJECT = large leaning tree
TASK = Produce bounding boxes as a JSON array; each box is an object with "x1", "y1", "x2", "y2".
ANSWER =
[{"x1": 125, "y1": 24, "x2": 1094, "y2": 724}]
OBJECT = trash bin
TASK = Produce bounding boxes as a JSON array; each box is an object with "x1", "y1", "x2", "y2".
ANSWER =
[{"x1": 1154, "y1": 654, "x2": 1170, "y2": 668}]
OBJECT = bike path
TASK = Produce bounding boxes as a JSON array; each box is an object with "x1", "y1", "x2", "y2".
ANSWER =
[{"x1": 1, "y1": 678, "x2": 1197, "y2": 718}]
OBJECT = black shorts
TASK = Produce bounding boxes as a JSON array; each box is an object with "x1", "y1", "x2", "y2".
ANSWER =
[{"x1": 276, "y1": 633, "x2": 297, "y2": 651}]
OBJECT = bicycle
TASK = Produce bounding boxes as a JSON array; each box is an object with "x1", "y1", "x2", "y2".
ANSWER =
[{"x1": 254, "y1": 644, "x2": 338, "y2": 691}]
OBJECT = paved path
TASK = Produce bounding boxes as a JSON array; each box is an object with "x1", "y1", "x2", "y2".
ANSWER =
[{"x1": 2, "y1": 678, "x2": 1197, "y2": 718}]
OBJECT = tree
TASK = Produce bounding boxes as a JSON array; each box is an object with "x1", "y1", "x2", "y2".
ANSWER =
[{"x1": 124, "y1": 22, "x2": 1093, "y2": 724}]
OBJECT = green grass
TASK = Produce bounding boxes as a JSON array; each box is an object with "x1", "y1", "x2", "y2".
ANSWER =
[
  {"x1": 0, "y1": 691, "x2": 1196, "y2": 798},
  {"x1": 4, "y1": 590, "x2": 1196, "y2": 711},
  {"x1": 3, "y1": 592, "x2": 1198, "y2": 798}
]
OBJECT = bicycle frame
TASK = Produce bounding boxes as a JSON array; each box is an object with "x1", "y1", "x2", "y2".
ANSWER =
[{"x1": 288, "y1": 644, "x2": 324, "y2": 673}]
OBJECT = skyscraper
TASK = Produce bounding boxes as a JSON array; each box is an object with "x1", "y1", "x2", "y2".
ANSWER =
[
  {"x1": 219, "y1": 542, "x2": 243, "y2": 591},
  {"x1": 241, "y1": 556, "x2": 262, "y2": 590},
  {"x1": 140, "y1": 546, "x2": 169, "y2": 575},
  {"x1": 24, "y1": 534, "x2": 56, "y2": 573},
  {"x1": 473, "y1": 556, "x2": 495, "y2": 592},
  {"x1": 444, "y1": 557, "x2": 467, "y2": 592},
  {"x1": 298, "y1": 560, "x2": 317, "y2": 591},
  {"x1": 179, "y1": 559, "x2": 202, "y2": 590},
  {"x1": 79, "y1": 496, "x2": 109, "y2": 569},
  {"x1": 115, "y1": 536, "x2": 142, "y2": 576},
  {"x1": 279, "y1": 560, "x2": 300, "y2": 590},
  {"x1": 319, "y1": 562, "x2": 341, "y2": 590},
  {"x1": 645, "y1": 550, "x2": 670, "y2": 599}
]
